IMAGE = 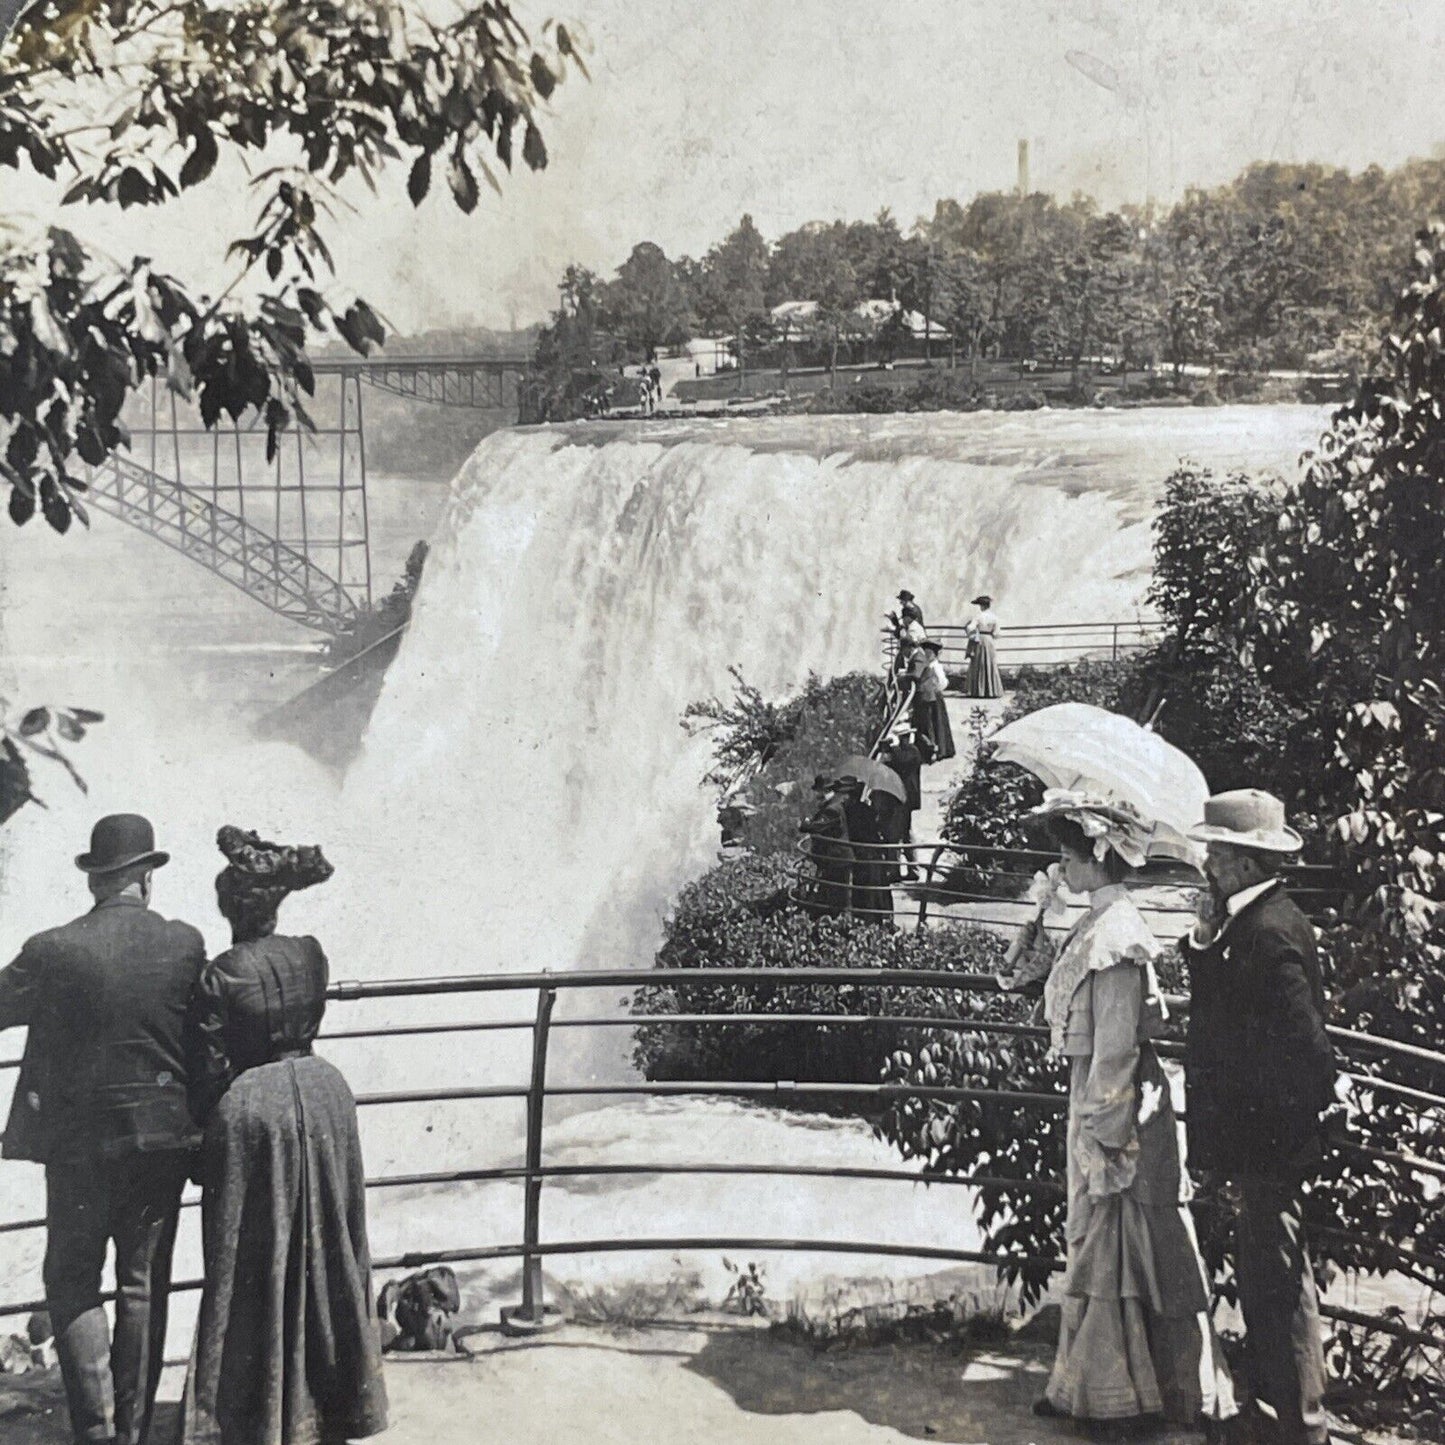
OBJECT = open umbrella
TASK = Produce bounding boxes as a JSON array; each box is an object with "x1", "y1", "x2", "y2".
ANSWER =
[
  {"x1": 831, "y1": 755, "x2": 907, "y2": 803},
  {"x1": 989, "y1": 703, "x2": 1207, "y2": 865}
]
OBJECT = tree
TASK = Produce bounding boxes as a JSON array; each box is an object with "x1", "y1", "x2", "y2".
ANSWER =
[
  {"x1": 770, "y1": 224, "x2": 862, "y2": 386},
  {"x1": 607, "y1": 241, "x2": 690, "y2": 357},
  {"x1": 1050, "y1": 211, "x2": 1137, "y2": 385},
  {"x1": 0, "y1": 0, "x2": 582, "y2": 532},
  {"x1": 1252, "y1": 225, "x2": 1445, "y2": 1001},
  {"x1": 698, "y1": 216, "x2": 771, "y2": 388}
]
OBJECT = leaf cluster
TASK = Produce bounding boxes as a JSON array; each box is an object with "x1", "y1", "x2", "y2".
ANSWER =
[
  {"x1": 0, "y1": 0, "x2": 582, "y2": 528},
  {"x1": 0, "y1": 698, "x2": 102, "y2": 822}
]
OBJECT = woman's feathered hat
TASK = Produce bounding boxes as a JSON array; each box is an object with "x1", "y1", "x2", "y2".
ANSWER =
[
  {"x1": 1028, "y1": 789, "x2": 1154, "y2": 869},
  {"x1": 215, "y1": 825, "x2": 334, "y2": 917}
]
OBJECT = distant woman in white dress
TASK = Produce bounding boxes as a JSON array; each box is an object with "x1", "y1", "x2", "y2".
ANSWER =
[
  {"x1": 1014, "y1": 792, "x2": 1234, "y2": 1430},
  {"x1": 965, "y1": 594, "x2": 1004, "y2": 698}
]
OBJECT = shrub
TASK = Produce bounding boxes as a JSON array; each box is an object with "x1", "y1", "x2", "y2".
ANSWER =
[
  {"x1": 630, "y1": 854, "x2": 1006, "y2": 1097},
  {"x1": 875, "y1": 985, "x2": 1066, "y2": 1309},
  {"x1": 685, "y1": 670, "x2": 889, "y2": 857}
]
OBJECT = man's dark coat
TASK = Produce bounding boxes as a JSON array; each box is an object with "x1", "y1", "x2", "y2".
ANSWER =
[
  {"x1": 0, "y1": 895, "x2": 207, "y2": 1163},
  {"x1": 1183, "y1": 882, "x2": 1336, "y2": 1180}
]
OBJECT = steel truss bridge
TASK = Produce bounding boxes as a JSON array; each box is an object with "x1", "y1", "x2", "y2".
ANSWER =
[{"x1": 85, "y1": 355, "x2": 531, "y2": 635}]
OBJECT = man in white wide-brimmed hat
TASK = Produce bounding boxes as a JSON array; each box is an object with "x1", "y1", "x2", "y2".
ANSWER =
[{"x1": 1183, "y1": 790, "x2": 1336, "y2": 1445}]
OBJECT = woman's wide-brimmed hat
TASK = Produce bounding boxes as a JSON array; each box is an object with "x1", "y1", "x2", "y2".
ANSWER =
[
  {"x1": 1188, "y1": 789, "x2": 1303, "y2": 853},
  {"x1": 971, "y1": 594, "x2": 993, "y2": 607},
  {"x1": 75, "y1": 814, "x2": 170, "y2": 874},
  {"x1": 1028, "y1": 789, "x2": 1155, "y2": 869}
]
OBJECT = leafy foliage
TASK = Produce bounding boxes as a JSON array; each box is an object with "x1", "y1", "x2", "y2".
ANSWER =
[
  {"x1": 537, "y1": 158, "x2": 1445, "y2": 387},
  {"x1": 630, "y1": 853, "x2": 1006, "y2": 1093},
  {"x1": 876, "y1": 991, "x2": 1064, "y2": 1309},
  {"x1": 683, "y1": 669, "x2": 887, "y2": 856},
  {"x1": 0, "y1": 0, "x2": 582, "y2": 529},
  {"x1": 0, "y1": 699, "x2": 102, "y2": 822}
]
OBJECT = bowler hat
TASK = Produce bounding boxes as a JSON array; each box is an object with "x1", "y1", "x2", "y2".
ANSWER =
[
  {"x1": 971, "y1": 595, "x2": 993, "y2": 607},
  {"x1": 897, "y1": 590, "x2": 914, "y2": 602},
  {"x1": 1188, "y1": 789, "x2": 1303, "y2": 853},
  {"x1": 75, "y1": 814, "x2": 170, "y2": 874},
  {"x1": 920, "y1": 638, "x2": 943, "y2": 652}
]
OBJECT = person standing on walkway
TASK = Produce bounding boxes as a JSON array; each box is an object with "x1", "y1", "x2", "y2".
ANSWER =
[
  {"x1": 910, "y1": 639, "x2": 956, "y2": 763},
  {"x1": 965, "y1": 594, "x2": 1004, "y2": 698},
  {"x1": 798, "y1": 778, "x2": 852, "y2": 918},
  {"x1": 1184, "y1": 790, "x2": 1336, "y2": 1445},
  {"x1": 0, "y1": 814, "x2": 205, "y2": 1445},
  {"x1": 880, "y1": 728, "x2": 923, "y2": 880},
  {"x1": 836, "y1": 776, "x2": 895, "y2": 926},
  {"x1": 1024, "y1": 794, "x2": 1235, "y2": 1430},
  {"x1": 896, "y1": 589, "x2": 925, "y2": 628},
  {"x1": 181, "y1": 826, "x2": 388, "y2": 1445}
]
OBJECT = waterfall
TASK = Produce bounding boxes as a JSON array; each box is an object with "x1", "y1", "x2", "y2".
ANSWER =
[{"x1": 331, "y1": 407, "x2": 1322, "y2": 996}]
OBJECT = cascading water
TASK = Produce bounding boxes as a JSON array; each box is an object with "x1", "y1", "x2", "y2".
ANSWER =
[
  {"x1": 0, "y1": 405, "x2": 1329, "y2": 1314},
  {"x1": 326, "y1": 407, "x2": 1320, "y2": 996}
]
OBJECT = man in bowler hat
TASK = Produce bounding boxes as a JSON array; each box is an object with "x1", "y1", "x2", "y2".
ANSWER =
[
  {"x1": 0, "y1": 815, "x2": 206, "y2": 1445},
  {"x1": 1183, "y1": 790, "x2": 1337, "y2": 1445}
]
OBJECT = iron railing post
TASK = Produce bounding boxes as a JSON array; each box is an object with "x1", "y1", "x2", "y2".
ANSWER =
[
  {"x1": 1112, "y1": 622, "x2": 1119, "y2": 661},
  {"x1": 501, "y1": 984, "x2": 560, "y2": 1335}
]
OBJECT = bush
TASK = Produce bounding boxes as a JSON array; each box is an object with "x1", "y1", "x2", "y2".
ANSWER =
[
  {"x1": 875, "y1": 985, "x2": 1066, "y2": 1308},
  {"x1": 685, "y1": 670, "x2": 889, "y2": 857},
  {"x1": 630, "y1": 854, "x2": 1007, "y2": 1098}
]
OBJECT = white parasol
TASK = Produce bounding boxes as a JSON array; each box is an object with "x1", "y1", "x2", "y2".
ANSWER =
[{"x1": 990, "y1": 703, "x2": 1208, "y2": 867}]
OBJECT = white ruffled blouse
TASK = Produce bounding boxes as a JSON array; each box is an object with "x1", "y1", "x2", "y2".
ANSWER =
[{"x1": 1043, "y1": 886, "x2": 1169, "y2": 1197}]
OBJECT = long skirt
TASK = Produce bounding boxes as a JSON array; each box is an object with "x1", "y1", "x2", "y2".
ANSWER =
[
  {"x1": 180, "y1": 1057, "x2": 389, "y2": 1445},
  {"x1": 966, "y1": 634, "x2": 1003, "y2": 697},
  {"x1": 911, "y1": 695, "x2": 956, "y2": 762},
  {"x1": 1045, "y1": 1049, "x2": 1234, "y2": 1424}
]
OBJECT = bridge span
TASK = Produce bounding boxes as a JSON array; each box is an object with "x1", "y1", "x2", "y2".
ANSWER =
[{"x1": 85, "y1": 353, "x2": 532, "y2": 634}]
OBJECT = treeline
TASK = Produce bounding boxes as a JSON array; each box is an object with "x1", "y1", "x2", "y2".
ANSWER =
[{"x1": 531, "y1": 158, "x2": 1445, "y2": 411}]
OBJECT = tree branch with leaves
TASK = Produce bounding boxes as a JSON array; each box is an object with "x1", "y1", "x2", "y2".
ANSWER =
[{"x1": 0, "y1": 0, "x2": 584, "y2": 532}]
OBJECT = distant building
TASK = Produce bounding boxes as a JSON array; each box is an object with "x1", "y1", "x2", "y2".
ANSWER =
[{"x1": 769, "y1": 299, "x2": 949, "y2": 343}]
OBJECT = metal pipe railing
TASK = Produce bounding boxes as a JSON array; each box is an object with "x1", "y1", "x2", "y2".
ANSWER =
[
  {"x1": 0, "y1": 964, "x2": 1438, "y2": 1347},
  {"x1": 880, "y1": 617, "x2": 1164, "y2": 670}
]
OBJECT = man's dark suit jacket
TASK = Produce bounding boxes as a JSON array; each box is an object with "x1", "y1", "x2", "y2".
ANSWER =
[
  {"x1": 0, "y1": 894, "x2": 207, "y2": 1163},
  {"x1": 1183, "y1": 881, "x2": 1336, "y2": 1180}
]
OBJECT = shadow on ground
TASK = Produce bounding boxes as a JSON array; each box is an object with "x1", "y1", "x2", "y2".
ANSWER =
[
  {"x1": 0, "y1": 1369, "x2": 186, "y2": 1445},
  {"x1": 685, "y1": 1328, "x2": 1063, "y2": 1444}
]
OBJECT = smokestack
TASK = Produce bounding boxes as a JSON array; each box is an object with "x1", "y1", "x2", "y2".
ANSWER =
[{"x1": 1017, "y1": 139, "x2": 1030, "y2": 197}]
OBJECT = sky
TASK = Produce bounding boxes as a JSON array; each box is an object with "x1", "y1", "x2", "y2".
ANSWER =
[{"x1": 10, "y1": 0, "x2": 1445, "y2": 330}]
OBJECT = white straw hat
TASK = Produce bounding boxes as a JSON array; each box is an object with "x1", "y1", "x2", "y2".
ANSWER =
[{"x1": 1188, "y1": 789, "x2": 1303, "y2": 853}]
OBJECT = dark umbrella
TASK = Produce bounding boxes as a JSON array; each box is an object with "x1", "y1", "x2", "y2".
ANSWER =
[{"x1": 832, "y1": 755, "x2": 906, "y2": 802}]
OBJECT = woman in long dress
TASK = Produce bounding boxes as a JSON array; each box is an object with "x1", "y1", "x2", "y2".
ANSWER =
[
  {"x1": 909, "y1": 638, "x2": 956, "y2": 763},
  {"x1": 182, "y1": 828, "x2": 388, "y2": 1445},
  {"x1": 1018, "y1": 793, "x2": 1233, "y2": 1429},
  {"x1": 965, "y1": 594, "x2": 1004, "y2": 698}
]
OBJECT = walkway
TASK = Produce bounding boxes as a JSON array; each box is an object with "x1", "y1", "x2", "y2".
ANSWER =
[{"x1": 0, "y1": 1319, "x2": 1211, "y2": 1445}]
